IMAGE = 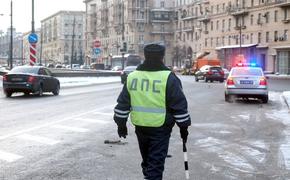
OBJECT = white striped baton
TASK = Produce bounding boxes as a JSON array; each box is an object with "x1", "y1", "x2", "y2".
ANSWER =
[{"x1": 183, "y1": 141, "x2": 189, "y2": 179}]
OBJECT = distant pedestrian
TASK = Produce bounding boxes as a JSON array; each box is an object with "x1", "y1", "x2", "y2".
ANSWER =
[{"x1": 114, "y1": 43, "x2": 191, "y2": 180}]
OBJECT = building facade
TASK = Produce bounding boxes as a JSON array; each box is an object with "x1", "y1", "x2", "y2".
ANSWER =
[
  {"x1": 41, "y1": 11, "x2": 86, "y2": 65},
  {"x1": 84, "y1": 0, "x2": 175, "y2": 66},
  {"x1": 0, "y1": 28, "x2": 23, "y2": 66},
  {"x1": 84, "y1": 0, "x2": 290, "y2": 74},
  {"x1": 174, "y1": 0, "x2": 290, "y2": 74}
]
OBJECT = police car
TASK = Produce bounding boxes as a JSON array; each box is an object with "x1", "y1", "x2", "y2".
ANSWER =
[{"x1": 224, "y1": 63, "x2": 268, "y2": 103}]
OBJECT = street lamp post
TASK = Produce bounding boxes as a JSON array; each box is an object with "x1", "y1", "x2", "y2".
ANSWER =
[
  {"x1": 9, "y1": 0, "x2": 13, "y2": 70},
  {"x1": 71, "y1": 16, "x2": 76, "y2": 69}
]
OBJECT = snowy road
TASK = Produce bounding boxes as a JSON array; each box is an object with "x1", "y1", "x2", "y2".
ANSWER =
[{"x1": 0, "y1": 76, "x2": 289, "y2": 179}]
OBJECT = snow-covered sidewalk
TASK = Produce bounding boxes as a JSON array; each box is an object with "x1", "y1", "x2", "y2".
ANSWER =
[{"x1": 59, "y1": 76, "x2": 120, "y2": 88}]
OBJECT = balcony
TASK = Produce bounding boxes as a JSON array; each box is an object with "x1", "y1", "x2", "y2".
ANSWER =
[
  {"x1": 182, "y1": 26, "x2": 193, "y2": 32},
  {"x1": 150, "y1": 29, "x2": 174, "y2": 35},
  {"x1": 198, "y1": 15, "x2": 210, "y2": 22},
  {"x1": 150, "y1": 15, "x2": 171, "y2": 23},
  {"x1": 230, "y1": 6, "x2": 249, "y2": 16},
  {"x1": 131, "y1": 18, "x2": 147, "y2": 23},
  {"x1": 234, "y1": 26, "x2": 246, "y2": 30},
  {"x1": 275, "y1": 0, "x2": 290, "y2": 7},
  {"x1": 282, "y1": 18, "x2": 290, "y2": 23},
  {"x1": 181, "y1": 14, "x2": 198, "y2": 21}
]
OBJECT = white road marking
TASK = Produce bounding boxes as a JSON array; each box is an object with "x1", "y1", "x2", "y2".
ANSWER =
[
  {"x1": 0, "y1": 150, "x2": 23, "y2": 162},
  {"x1": 93, "y1": 112, "x2": 113, "y2": 116},
  {"x1": 17, "y1": 134, "x2": 60, "y2": 145},
  {"x1": 75, "y1": 118, "x2": 111, "y2": 124},
  {"x1": 52, "y1": 125, "x2": 89, "y2": 133},
  {"x1": 0, "y1": 105, "x2": 114, "y2": 141}
]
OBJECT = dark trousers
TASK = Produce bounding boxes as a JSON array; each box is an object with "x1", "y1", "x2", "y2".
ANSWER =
[{"x1": 135, "y1": 126, "x2": 171, "y2": 180}]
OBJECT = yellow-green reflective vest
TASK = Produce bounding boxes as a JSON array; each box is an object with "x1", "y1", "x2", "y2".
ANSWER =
[{"x1": 127, "y1": 70, "x2": 171, "y2": 127}]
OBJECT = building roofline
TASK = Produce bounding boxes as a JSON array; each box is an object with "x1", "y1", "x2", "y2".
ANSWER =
[
  {"x1": 83, "y1": 0, "x2": 94, "y2": 3},
  {"x1": 41, "y1": 10, "x2": 85, "y2": 23}
]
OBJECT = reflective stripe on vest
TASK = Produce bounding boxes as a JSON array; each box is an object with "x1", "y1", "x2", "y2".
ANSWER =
[{"x1": 127, "y1": 70, "x2": 171, "y2": 127}]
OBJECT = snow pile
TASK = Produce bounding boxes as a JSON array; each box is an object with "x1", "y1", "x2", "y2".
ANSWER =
[{"x1": 59, "y1": 77, "x2": 120, "y2": 88}]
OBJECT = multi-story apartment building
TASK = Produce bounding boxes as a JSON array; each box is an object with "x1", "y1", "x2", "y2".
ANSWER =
[
  {"x1": 84, "y1": 0, "x2": 175, "y2": 66},
  {"x1": 85, "y1": 0, "x2": 290, "y2": 74},
  {"x1": 174, "y1": 0, "x2": 290, "y2": 74},
  {"x1": 0, "y1": 28, "x2": 23, "y2": 66},
  {"x1": 41, "y1": 11, "x2": 85, "y2": 65}
]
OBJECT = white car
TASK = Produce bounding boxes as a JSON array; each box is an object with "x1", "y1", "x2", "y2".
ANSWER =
[{"x1": 225, "y1": 64, "x2": 268, "y2": 103}]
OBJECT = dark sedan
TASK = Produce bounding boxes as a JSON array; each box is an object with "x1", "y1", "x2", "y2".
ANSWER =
[
  {"x1": 2, "y1": 66, "x2": 60, "y2": 97},
  {"x1": 120, "y1": 66, "x2": 137, "y2": 84},
  {"x1": 195, "y1": 65, "x2": 224, "y2": 83}
]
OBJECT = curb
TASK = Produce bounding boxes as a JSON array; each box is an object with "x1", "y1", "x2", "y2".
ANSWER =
[{"x1": 266, "y1": 75, "x2": 290, "y2": 80}]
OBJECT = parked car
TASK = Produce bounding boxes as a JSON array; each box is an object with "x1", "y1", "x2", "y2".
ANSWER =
[
  {"x1": 120, "y1": 66, "x2": 137, "y2": 84},
  {"x1": 195, "y1": 65, "x2": 224, "y2": 83},
  {"x1": 47, "y1": 63, "x2": 54, "y2": 68},
  {"x1": 112, "y1": 66, "x2": 122, "y2": 71},
  {"x1": 80, "y1": 65, "x2": 90, "y2": 69},
  {"x1": 2, "y1": 66, "x2": 60, "y2": 97},
  {"x1": 224, "y1": 64, "x2": 268, "y2": 103},
  {"x1": 55, "y1": 64, "x2": 64, "y2": 68}
]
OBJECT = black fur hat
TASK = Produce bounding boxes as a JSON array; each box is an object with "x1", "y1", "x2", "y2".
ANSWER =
[{"x1": 144, "y1": 43, "x2": 165, "y2": 62}]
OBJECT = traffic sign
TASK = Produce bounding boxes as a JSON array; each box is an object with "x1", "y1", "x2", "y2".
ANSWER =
[
  {"x1": 94, "y1": 48, "x2": 101, "y2": 55},
  {"x1": 94, "y1": 40, "x2": 101, "y2": 48},
  {"x1": 28, "y1": 33, "x2": 38, "y2": 44}
]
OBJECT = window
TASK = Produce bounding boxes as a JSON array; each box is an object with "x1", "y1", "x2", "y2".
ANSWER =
[
  {"x1": 205, "y1": 38, "x2": 208, "y2": 47},
  {"x1": 285, "y1": 30, "x2": 288, "y2": 40},
  {"x1": 161, "y1": 1, "x2": 165, "y2": 8},
  {"x1": 274, "y1": 31, "x2": 278, "y2": 41},
  {"x1": 266, "y1": 32, "x2": 269, "y2": 43},
  {"x1": 216, "y1": 20, "x2": 219, "y2": 30},
  {"x1": 258, "y1": 13, "x2": 262, "y2": 24},
  {"x1": 250, "y1": 33, "x2": 253, "y2": 44},
  {"x1": 250, "y1": 15, "x2": 254, "y2": 25},
  {"x1": 258, "y1": 32, "x2": 262, "y2": 43},
  {"x1": 222, "y1": 19, "x2": 225, "y2": 31},
  {"x1": 251, "y1": 0, "x2": 254, "y2": 6},
  {"x1": 228, "y1": 18, "x2": 231, "y2": 31},
  {"x1": 274, "y1": 10, "x2": 278, "y2": 22},
  {"x1": 217, "y1": 5, "x2": 219, "y2": 13},
  {"x1": 210, "y1": 37, "x2": 213, "y2": 47},
  {"x1": 210, "y1": 21, "x2": 213, "y2": 31},
  {"x1": 265, "y1": 12, "x2": 269, "y2": 23},
  {"x1": 284, "y1": 9, "x2": 288, "y2": 20}
]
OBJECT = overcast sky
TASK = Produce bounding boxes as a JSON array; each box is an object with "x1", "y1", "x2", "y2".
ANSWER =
[{"x1": 0, "y1": 0, "x2": 85, "y2": 33}]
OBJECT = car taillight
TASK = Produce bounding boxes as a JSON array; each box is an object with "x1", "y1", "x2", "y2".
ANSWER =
[
  {"x1": 3, "y1": 75, "x2": 7, "y2": 81},
  {"x1": 259, "y1": 77, "x2": 267, "y2": 86},
  {"x1": 227, "y1": 77, "x2": 235, "y2": 85},
  {"x1": 27, "y1": 76, "x2": 36, "y2": 83},
  {"x1": 207, "y1": 71, "x2": 213, "y2": 75},
  {"x1": 220, "y1": 71, "x2": 225, "y2": 75}
]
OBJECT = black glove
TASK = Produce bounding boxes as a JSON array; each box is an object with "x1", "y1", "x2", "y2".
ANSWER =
[
  {"x1": 180, "y1": 127, "x2": 188, "y2": 143},
  {"x1": 118, "y1": 125, "x2": 128, "y2": 138}
]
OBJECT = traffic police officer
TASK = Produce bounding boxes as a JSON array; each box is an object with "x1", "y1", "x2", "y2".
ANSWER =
[{"x1": 114, "y1": 43, "x2": 191, "y2": 180}]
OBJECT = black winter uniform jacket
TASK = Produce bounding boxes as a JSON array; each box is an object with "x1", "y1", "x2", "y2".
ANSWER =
[{"x1": 114, "y1": 61, "x2": 191, "y2": 130}]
